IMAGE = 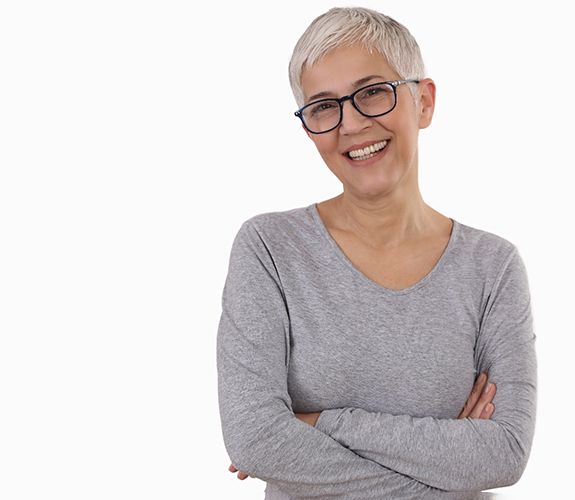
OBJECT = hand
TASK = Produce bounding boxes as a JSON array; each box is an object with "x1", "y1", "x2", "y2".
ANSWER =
[
  {"x1": 294, "y1": 411, "x2": 322, "y2": 427},
  {"x1": 458, "y1": 372, "x2": 497, "y2": 419},
  {"x1": 228, "y1": 463, "x2": 252, "y2": 480}
]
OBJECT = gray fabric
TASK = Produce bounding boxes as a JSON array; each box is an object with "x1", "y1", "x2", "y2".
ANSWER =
[{"x1": 217, "y1": 203, "x2": 537, "y2": 499}]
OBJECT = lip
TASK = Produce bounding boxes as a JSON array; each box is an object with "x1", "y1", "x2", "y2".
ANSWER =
[
  {"x1": 342, "y1": 139, "x2": 389, "y2": 155},
  {"x1": 342, "y1": 139, "x2": 390, "y2": 167}
]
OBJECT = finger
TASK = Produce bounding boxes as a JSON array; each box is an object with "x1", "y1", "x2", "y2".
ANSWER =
[
  {"x1": 458, "y1": 372, "x2": 487, "y2": 419},
  {"x1": 238, "y1": 471, "x2": 249, "y2": 480},
  {"x1": 469, "y1": 382, "x2": 497, "y2": 419},
  {"x1": 464, "y1": 372, "x2": 488, "y2": 414},
  {"x1": 229, "y1": 464, "x2": 237, "y2": 472},
  {"x1": 481, "y1": 402, "x2": 495, "y2": 419}
]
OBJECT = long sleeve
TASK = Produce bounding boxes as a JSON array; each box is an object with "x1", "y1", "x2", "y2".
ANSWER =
[
  {"x1": 314, "y1": 246, "x2": 537, "y2": 492},
  {"x1": 216, "y1": 220, "x2": 474, "y2": 500}
]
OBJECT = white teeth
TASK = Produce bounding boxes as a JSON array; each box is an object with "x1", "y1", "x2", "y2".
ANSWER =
[{"x1": 348, "y1": 140, "x2": 388, "y2": 159}]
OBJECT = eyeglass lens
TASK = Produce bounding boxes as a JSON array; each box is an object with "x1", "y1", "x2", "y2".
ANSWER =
[{"x1": 301, "y1": 82, "x2": 395, "y2": 133}]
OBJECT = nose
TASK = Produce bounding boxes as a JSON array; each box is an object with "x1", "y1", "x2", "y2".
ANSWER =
[{"x1": 339, "y1": 99, "x2": 371, "y2": 135}]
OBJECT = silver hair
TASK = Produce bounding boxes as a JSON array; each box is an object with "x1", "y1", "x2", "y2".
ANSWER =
[{"x1": 288, "y1": 7, "x2": 426, "y2": 108}]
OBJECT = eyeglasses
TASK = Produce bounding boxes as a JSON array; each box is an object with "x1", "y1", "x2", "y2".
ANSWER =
[{"x1": 294, "y1": 80, "x2": 419, "y2": 134}]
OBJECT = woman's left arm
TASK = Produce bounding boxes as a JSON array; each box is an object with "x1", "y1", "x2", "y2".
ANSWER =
[{"x1": 313, "y1": 247, "x2": 537, "y2": 492}]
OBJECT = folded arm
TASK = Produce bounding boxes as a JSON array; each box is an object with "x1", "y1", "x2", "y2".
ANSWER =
[
  {"x1": 314, "y1": 247, "x2": 537, "y2": 492},
  {"x1": 217, "y1": 220, "x2": 465, "y2": 499}
]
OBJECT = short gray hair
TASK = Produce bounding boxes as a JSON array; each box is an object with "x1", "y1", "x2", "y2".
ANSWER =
[{"x1": 288, "y1": 7, "x2": 426, "y2": 107}]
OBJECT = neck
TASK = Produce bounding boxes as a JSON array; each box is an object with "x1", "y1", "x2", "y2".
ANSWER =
[{"x1": 332, "y1": 187, "x2": 438, "y2": 250}]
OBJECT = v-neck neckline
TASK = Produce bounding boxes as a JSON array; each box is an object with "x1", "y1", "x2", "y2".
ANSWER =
[{"x1": 307, "y1": 202, "x2": 460, "y2": 296}]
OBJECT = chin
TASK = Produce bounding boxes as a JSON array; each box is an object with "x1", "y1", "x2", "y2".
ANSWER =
[{"x1": 346, "y1": 179, "x2": 397, "y2": 198}]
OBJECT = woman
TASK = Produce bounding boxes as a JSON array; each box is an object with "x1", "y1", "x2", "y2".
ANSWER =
[{"x1": 217, "y1": 7, "x2": 537, "y2": 499}]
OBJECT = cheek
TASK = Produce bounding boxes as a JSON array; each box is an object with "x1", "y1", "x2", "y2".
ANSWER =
[{"x1": 312, "y1": 136, "x2": 340, "y2": 159}]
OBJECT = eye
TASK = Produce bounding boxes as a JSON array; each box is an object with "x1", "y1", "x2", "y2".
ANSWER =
[
  {"x1": 308, "y1": 101, "x2": 338, "y2": 117},
  {"x1": 366, "y1": 87, "x2": 383, "y2": 96},
  {"x1": 359, "y1": 84, "x2": 393, "y2": 99}
]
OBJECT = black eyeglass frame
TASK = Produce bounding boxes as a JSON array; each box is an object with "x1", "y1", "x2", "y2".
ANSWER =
[{"x1": 294, "y1": 79, "x2": 420, "y2": 134}]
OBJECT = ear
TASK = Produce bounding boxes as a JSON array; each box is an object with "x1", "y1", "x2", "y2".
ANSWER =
[{"x1": 417, "y1": 78, "x2": 436, "y2": 129}]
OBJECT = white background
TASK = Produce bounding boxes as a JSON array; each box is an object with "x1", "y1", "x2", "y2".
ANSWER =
[{"x1": 0, "y1": 0, "x2": 572, "y2": 498}]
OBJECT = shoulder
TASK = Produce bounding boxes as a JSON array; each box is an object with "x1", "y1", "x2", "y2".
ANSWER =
[
  {"x1": 225, "y1": 205, "x2": 317, "y2": 283},
  {"x1": 236, "y1": 204, "x2": 314, "y2": 245},
  {"x1": 453, "y1": 220, "x2": 529, "y2": 294},
  {"x1": 226, "y1": 205, "x2": 316, "y2": 265},
  {"x1": 244, "y1": 205, "x2": 310, "y2": 229},
  {"x1": 455, "y1": 219, "x2": 518, "y2": 265}
]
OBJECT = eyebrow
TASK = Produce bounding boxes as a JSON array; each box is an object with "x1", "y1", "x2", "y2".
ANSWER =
[{"x1": 306, "y1": 75, "x2": 386, "y2": 103}]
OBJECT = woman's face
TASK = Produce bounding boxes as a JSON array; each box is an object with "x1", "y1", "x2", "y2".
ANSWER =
[{"x1": 300, "y1": 43, "x2": 435, "y2": 199}]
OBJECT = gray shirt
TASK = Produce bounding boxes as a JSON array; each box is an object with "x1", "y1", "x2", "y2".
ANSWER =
[{"x1": 216, "y1": 203, "x2": 537, "y2": 499}]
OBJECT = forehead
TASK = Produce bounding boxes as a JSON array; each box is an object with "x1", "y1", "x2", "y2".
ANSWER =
[{"x1": 301, "y1": 44, "x2": 398, "y2": 100}]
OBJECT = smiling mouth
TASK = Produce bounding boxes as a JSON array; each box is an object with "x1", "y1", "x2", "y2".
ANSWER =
[{"x1": 346, "y1": 140, "x2": 389, "y2": 160}]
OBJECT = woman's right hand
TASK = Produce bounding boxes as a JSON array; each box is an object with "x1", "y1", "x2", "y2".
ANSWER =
[
  {"x1": 458, "y1": 372, "x2": 497, "y2": 419},
  {"x1": 229, "y1": 463, "x2": 251, "y2": 480}
]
